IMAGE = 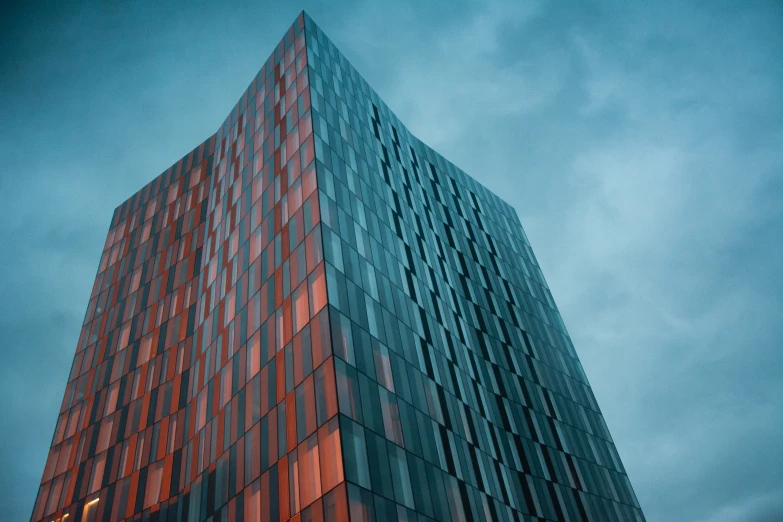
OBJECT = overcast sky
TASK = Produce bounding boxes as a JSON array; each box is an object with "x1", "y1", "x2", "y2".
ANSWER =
[{"x1": 1, "y1": 1, "x2": 781, "y2": 521}]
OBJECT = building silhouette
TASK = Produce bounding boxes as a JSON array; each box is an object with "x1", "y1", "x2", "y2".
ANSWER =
[{"x1": 32, "y1": 12, "x2": 644, "y2": 522}]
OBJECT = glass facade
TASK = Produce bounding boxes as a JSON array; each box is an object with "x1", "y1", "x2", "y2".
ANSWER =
[{"x1": 32, "y1": 11, "x2": 644, "y2": 522}]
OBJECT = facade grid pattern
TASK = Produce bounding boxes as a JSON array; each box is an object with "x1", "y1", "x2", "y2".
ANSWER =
[{"x1": 32, "y1": 11, "x2": 644, "y2": 522}]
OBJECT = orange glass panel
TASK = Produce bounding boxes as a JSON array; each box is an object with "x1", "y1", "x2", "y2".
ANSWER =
[
  {"x1": 317, "y1": 417, "x2": 343, "y2": 493},
  {"x1": 293, "y1": 281, "x2": 310, "y2": 334},
  {"x1": 298, "y1": 432, "x2": 322, "y2": 508},
  {"x1": 308, "y1": 263, "x2": 327, "y2": 317},
  {"x1": 144, "y1": 460, "x2": 164, "y2": 509}
]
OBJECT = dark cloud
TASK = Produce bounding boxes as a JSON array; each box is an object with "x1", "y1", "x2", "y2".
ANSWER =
[{"x1": 1, "y1": 1, "x2": 780, "y2": 521}]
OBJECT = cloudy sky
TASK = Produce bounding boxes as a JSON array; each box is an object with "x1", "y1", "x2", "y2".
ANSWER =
[{"x1": 0, "y1": 1, "x2": 780, "y2": 520}]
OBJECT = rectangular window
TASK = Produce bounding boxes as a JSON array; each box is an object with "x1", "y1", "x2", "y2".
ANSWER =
[
  {"x1": 308, "y1": 262, "x2": 327, "y2": 318},
  {"x1": 340, "y1": 416, "x2": 370, "y2": 489},
  {"x1": 144, "y1": 459, "x2": 164, "y2": 509},
  {"x1": 335, "y1": 357, "x2": 362, "y2": 423},
  {"x1": 388, "y1": 442, "x2": 414, "y2": 509},
  {"x1": 292, "y1": 280, "x2": 310, "y2": 334},
  {"x1": 298, "y1": 432, "x2": 322, "y2": 508},
  {"x1": 314, "y1": 357, "x2": 338, "y2": 426}
]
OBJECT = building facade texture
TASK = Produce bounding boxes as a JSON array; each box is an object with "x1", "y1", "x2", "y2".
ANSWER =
[{"x1": 32, "y1": 12, "x2": 645, "y2": 522}]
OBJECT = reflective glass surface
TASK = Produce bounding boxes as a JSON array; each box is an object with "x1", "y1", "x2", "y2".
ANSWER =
[{"x1": 32, "y1": 11, "x2": 644, "y2": 522}]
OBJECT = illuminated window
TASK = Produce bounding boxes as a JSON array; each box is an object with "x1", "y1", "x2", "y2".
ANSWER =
[{"x1": 81, "y1": 498, "x2": 99, "y2": 522}]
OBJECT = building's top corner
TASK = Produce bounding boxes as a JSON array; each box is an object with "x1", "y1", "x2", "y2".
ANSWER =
[{"x1": 299, "y1": 10, "x2": 314, "y2": 28}]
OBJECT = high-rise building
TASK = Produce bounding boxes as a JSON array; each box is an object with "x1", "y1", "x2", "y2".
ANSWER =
[{"x1": 32, "y1": 11, "x2": 644, "y2": 522}]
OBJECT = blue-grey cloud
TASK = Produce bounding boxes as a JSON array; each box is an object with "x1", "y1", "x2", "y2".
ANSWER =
[{"x1": 0, "y1": 1, "x2": 780, "y2": 521}]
